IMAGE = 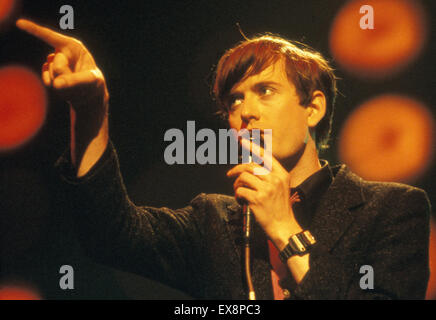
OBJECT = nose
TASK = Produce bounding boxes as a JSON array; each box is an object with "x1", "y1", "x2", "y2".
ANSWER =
[{"x1": 240, "y1": 94, "x2": 260, "y2": 124}]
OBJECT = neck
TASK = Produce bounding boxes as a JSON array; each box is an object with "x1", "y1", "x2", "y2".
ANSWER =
[{"x1": 287, "y1": 141, "x2": 322, "y2": 188}]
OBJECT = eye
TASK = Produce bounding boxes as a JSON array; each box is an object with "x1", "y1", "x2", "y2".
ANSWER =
[
  {"x1": 228, "y1": 94, "x2": 243, "y2": 110},
  {"x1": 258, "y1": 86, "x2": 274, "y2": 97}
]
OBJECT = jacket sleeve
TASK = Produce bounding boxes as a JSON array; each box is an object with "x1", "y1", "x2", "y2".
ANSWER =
[
  {"x1": 55, "y1": 140, "x2": 207, "y2": 296},
  {"x1": 288, "y1": 187, "x2": 431, "y2": 300}
]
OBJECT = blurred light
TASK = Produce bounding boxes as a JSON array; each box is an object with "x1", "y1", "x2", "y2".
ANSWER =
[
  {"x1": 329, "y1": 0, "x2": 428, "y2": 78},
  {"x1": 0, "y1": 285, "x2": 41, "y2": 300},
  {"x1": 0, "y1": 65, "x2": 47, "y2": 151},
  {"x1": 426, "y1": 218, "x2": 436, "y2": 300},
  {"x1": 0, "y1": 0, "x2": 18, "y2": 31},
  {"x1": 0, "y1": 0, "x2": 14, "y2": 22},
  {"x1": 339, "y1": 95, "x2": 434, "y2": 182}
]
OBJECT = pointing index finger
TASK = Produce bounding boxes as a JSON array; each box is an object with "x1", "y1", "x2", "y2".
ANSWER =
[{"x1": 16, "y1": 19, "x2": 70, "y2": 48}]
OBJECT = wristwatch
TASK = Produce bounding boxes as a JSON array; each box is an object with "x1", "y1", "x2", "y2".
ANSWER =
[{"x1": 279, "y1": 230, "x2": 316, "y2": 263}]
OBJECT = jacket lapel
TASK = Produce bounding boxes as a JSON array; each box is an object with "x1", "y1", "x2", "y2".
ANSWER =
[{"x1": 309, "y1": 164, "x2": 366, "y2": 252}]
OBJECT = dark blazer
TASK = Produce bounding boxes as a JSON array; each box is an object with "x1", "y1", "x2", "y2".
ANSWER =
[{"x1": 57, "y1": 142, "x2": 431, "y2": 299}]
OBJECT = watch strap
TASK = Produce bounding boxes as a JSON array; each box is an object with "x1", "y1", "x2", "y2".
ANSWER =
[{"x1": 279, "y1": 230, "x2": 316, "y2": 263}]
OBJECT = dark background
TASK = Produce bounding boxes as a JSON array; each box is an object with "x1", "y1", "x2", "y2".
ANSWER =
[{"x1": 0, "y1": 0, "x2": 435, "y2": 299}]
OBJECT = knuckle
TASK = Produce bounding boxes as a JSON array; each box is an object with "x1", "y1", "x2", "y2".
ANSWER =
[
  {"x1": 73, "y1": 39, "x2": 84, "y2": 47},
  {"x1": 270, "y1": 175, "x2": 280, "y2": 185},
  {"x1": 256, "y1": 192, "x2": 266, "y2": 203},
  {"x1": 53, "y1": 64, "x2": 63, "y2": 74},
  {"x1": 240, "y1": 172, "x2": 249, "y2": 181},
  {"x1": 91, "y1": 69, "x2": 104, "y2": 82},
  {"x1": 258, "y1": 167, "x2": 270, "y2": 176},
  {"x1": 235, "y1": 188, "x2": 243, "y2": 198},
  {"x1": 265, "y1": 185, "x2": 273, "y2": 195},
  {"x1": 267, "y1": 175, "x2": 275, "y2": 183}
]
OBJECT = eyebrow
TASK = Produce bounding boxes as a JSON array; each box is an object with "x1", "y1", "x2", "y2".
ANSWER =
[{"x1": 230, "y1": 81, "x2": 283, "y2": 96}]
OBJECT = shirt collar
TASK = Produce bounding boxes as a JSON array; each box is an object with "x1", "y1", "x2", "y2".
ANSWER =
[{"x1": 291, "y1": 159, "x2": 333, "y2": 201}]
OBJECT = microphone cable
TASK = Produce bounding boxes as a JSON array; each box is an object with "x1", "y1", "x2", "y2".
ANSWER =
[
  {"x1": 243, "y1": 150, "x2": 256, "y2": 300},
  {"x1": 243, "y1": 202, "x2": 256, "y2": 300}
]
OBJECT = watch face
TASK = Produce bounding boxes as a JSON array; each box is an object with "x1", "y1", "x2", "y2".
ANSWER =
[
  {"x1": 303, "y1": 231, "x2": 317, "y2": 245},
  {"x1": 287, "y1": 231, "x2": 316, "y2": 256},
  {"x1": 291, "y1": 235, "x2": 306, "y2": 252}
]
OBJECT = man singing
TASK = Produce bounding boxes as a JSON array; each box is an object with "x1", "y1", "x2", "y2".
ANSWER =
[{"x1": 16, "y1": 19, "x2": 430, "y2": 299}]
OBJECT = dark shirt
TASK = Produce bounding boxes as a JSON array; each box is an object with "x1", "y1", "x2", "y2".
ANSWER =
[{"x1": 292, "y1": 160, "x2": 334, "y2": 230}]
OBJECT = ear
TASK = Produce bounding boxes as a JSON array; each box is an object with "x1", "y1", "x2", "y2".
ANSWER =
[{"x1": 306, "y1": 90, "x2": 326, "y2": 128}]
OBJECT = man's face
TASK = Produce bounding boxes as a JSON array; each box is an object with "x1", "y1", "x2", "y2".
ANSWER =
[{"x1": 227, "y1": 59, "x2": 310, "y2": 165}]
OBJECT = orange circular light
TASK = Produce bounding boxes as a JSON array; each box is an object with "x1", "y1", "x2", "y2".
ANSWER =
[
  {"x1": 426, "y1": 218, "x2": 436, "y2": 300},
  {"x1": 339, "y1": 95, "x2": 434, "y2": 182},
  {"x1": 0, "y1": 285, "x2": 41, "y2": 300},
  {"x1": 0, "y1": 65, "x2": 47, "y2": 150},
  {"x1": 0, "y1": 0, "x2": 14, "y2": 22},
  {"x1": 329, "y1": 0, "x2": 428, "y2": 78}
]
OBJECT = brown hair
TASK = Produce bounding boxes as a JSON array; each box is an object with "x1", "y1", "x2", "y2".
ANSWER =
[{"x1": 213, "y1": 34, "x2": 338, "y2": 150}]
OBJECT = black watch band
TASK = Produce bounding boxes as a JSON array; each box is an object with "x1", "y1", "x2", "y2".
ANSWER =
[{"x1": 279, "y1": 230, "x2": 316, "y2": 263}]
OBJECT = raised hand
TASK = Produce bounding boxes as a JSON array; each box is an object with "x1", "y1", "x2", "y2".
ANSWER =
[
  {"x1": 16, "y1": 19, "x2": 109, "y2": 177},
  {"x1": 16, "y1": 19, "x2": 108, "y2": 106}
]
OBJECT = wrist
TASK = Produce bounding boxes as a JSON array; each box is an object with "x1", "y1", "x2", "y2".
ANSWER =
[
  {"x1": 270, "y1": 221, "x2": 303, "y2": 251},
  {"x1": 75, "y1": 116, "x2": 109, "y2": 177}
]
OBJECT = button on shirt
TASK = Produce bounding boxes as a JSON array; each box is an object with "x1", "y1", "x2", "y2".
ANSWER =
[{"x1": 268, "y1": 160, "x2": 334, "y2": 299}]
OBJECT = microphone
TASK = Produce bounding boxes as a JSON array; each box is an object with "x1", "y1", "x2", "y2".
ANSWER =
[
  {"x1": 243, "y1": 153, "x2": 253, "y2": 245},
  {"x1": 239, "y1": 136, "x2": 257, "y2": 300},
  {"x1": 240, "y1": 134, "x2": 263, "y2": 245}
]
